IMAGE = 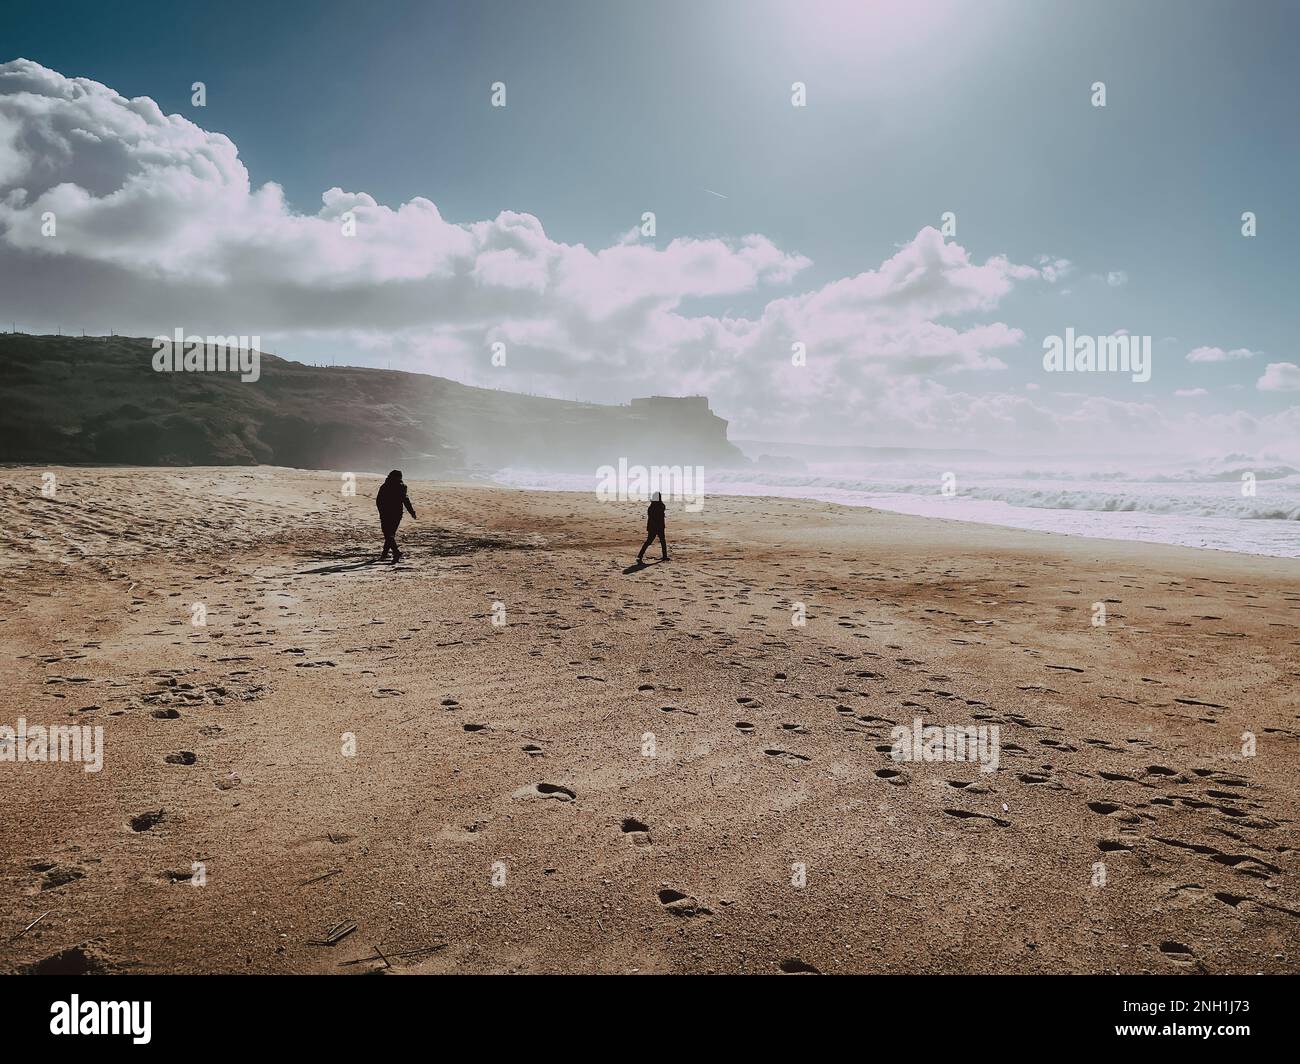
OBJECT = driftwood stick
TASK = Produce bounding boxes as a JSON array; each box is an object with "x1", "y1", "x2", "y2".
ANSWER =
[
  {"x1": 11, "y1": 910, "x2": 53, "y2": 940},
  {"x1": 338, "y1": 942, "x2": 448, "y2": 966},
  {"x1": 298, "y1": 867, "x2": 343, "y2": 887},
  {"x1": 309, "y1": 920, "x2": 357, "y2": 946}
]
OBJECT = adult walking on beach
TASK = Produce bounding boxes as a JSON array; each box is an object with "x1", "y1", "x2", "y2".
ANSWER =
[
  {"x1": 637, "y1": 491, "x2": 669, "y2": 564},
  {"x1": 377, "y1": 470, "x2": 417, "y2": 563}
]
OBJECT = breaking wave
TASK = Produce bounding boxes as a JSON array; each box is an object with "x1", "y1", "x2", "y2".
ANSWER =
[{"x1": 705, "y1": 469, "x2": 1300, "y2": 521}]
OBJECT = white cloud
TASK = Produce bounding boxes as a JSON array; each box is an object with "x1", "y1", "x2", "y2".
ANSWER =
[
  {"x1": 1, "y1": 58, "x2": 1294, "y2": 457},
  {"x1": 0, "y1": 59, "x2": 1056, "y2": 436},
  {"x1": 1035, "y1": 255, "x2": 1073, "y2": 284},
  {"x1": 0, "y1": 58, "x2": 809, "y2": 323},
  {"x1": 1174, "y1": 388, "x2": 1208, "y2": 397},
  {"x1": 1186, "y1": 345, "x2": 1256, "y2": 363},
  {"x1": 1105, "y1": 270, "x2": 1128, "y2": 287},
  {"x1": 1257, "y1": 362, "x2": 1300, "y2": 392}
]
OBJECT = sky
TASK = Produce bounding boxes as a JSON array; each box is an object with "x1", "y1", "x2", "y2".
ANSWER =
[{"x1": 1, "y1": 0, "x2": 1297, "y2": 457}]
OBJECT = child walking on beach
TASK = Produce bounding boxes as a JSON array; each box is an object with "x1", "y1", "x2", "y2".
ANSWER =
[{"x1": 637, "y1": 491, "x2": 669, "y2": 563}]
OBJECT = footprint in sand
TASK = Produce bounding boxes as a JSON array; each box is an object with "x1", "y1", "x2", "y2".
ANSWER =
[
  {"x1": 764, "y1": 748, "x2": 811, "y2": 764},
  {"x1": 513, "y1": 783, "x2": 576, "y2": 802},
  {"x1": 622, "y1": 817, "x2": 651, "y2": 845},
  {"x1": 1158, "y1": 941, "x2": 1197, "y2": 965},
  {"x1": 129, "y1": 809, "x2": 165, "y2": 832},
  {"x1": 22, "y1": 946, "x2": 115, "y2": 975},
  {"x1": 39, "y1": 865, "x2": 85, "y2": 891},
  {"x1": 658, "y1": 888, "x2": 710, "y2": 917},
  {"x1": 943, "y1": 808, "x2": 1010, "y2": 828}
]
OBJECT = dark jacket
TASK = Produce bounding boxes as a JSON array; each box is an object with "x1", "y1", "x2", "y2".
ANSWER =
[
  {"x1": 646, "y1": 499, "x2": 666, "y2": 532},
  {"x1": 377, "y1": 480, "x2": 416, "y2": 520}
]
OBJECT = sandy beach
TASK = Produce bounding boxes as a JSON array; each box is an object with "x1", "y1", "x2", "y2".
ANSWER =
[{"x1": 1, "y1": 465, "x2": 1297, "y2": 974}]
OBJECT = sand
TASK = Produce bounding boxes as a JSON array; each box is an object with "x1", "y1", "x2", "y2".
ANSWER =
[{"x1": 1, "y1": 465, "x2": 1297, "y2": 974}]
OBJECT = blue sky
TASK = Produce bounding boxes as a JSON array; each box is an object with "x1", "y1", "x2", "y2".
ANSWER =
[{"x1": 1, "y1": 0, "x2": 1297, "y2": 453}]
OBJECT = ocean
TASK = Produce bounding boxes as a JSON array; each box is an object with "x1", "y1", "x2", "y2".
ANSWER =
[{"x1": 492, "y1": 452, "x2": 1300, "y2": 560}]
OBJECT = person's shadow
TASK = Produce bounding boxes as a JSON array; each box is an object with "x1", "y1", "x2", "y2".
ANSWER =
[
  {"x1": 300, "y1": 556, "x2": 384, "y2": 575},
  {"x1": 622, "y1": 560, "x2": 663, "y2": 574}
]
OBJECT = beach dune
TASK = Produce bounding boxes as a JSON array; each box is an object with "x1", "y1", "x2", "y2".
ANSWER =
[{"x1": 1, "y1": 466, "x2": 1297, "y2": 974}]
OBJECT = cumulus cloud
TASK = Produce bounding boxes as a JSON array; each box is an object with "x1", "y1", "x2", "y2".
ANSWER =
[
  {"x1": 0, "y1": 59, "x2": 1059, "y2": 432},
  {"x1": 0, "y1": 58, "x2": 808, "y2": 324},
  {"x1": 1257, "y1": 362, "x2": 1300, "y2": 392},
  {"x1": 2, "y1": 58, "x2": 1292, "y2": 456}
]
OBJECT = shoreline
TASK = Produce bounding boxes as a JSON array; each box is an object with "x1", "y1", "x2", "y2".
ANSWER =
[
  {"x1": 492, "y1": 470, "x2": 1300, "y2": 562},
  {"x1": 8, "y1": 459, "x2": 1299, "y2": 562}
]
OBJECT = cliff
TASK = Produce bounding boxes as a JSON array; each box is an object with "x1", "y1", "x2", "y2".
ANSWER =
[{"x1": 0, "y1": 334, "x2": 747, "y2": 474}]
